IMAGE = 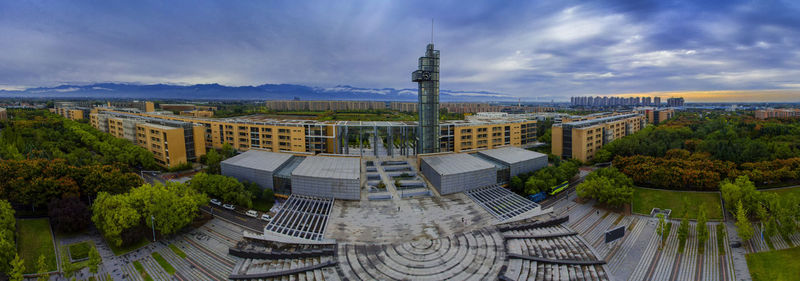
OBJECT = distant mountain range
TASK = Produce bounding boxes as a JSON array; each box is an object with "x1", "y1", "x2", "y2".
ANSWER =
[{"x1": 0, "y1": 83, "x2": 518, "y2": 102}]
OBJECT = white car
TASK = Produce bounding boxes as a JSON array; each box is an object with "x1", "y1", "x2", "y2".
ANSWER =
[
  {"x1": 246, "y1": 210, "x2": 258, "y2": 218},
  {"x1": 222, "y1": 204, "x2": 235, "y2": 210},
  {"x1": 210, "y1": 199, "x2": 221, "y2": 206},
  {"x1": 260, "y1": 214, "x2": 271, "y2": 221}
]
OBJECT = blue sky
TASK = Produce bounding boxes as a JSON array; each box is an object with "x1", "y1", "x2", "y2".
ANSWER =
[{"x1": 1, "y1": 0, "x2": 799, "y2": 101}]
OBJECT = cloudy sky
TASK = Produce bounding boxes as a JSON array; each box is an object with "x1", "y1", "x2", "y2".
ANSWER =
[{"x1": 1, "y1": 0, "x2": 799, "y2": 102}]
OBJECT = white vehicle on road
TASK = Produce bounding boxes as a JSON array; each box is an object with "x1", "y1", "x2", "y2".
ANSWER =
[
  {"x1": 261, "y1": 214, "x2": 271, "y2": 221},
  {"x1": 246, "y1": 210, "x2": 258, "y2": 218},
  {"x1": 210, "y1": 198, "x2": 221, "y2": 206},
  {"x1": 222, "y1": 204, "x2": 235, "y2": 210}
]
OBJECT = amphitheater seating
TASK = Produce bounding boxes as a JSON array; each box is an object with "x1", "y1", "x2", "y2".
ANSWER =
[
  {"x1": 498, "y1": 217, "x2": 611, "y2": 281},
  {"x1": 337, "y1": 229, "x2": 505, "y2": 281},
  {"x1": 229, "y1": 239, "x2": 341, "y2": 280}
]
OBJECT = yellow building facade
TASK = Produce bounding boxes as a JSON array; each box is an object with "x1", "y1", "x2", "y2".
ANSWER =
[{"x1": 552, "y1": 113, "x2": 645, "y2": 163}]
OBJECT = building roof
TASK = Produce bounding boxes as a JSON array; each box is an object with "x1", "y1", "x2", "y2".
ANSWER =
[
  {"x1": 559, "y1": 113, "x2": 642, "y2": 128},
  {"x1": 422, "y1": 153, "x2": 494, "y2": 176},
  {"x1": 222, "y1": 150, "x2": 294, "y2": 172},
  {"x1": 292, "y1": 156, "x2": 360, "y2": 180},
  {"x1": 138, "y1": 122, "x2": 179, "y2": 131},
  {"x1": 477, "y1": 147, "x2": 547, "y2": 165}
]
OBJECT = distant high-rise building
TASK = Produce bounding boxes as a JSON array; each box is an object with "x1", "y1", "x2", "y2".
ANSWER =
[
  {"x1": 654, "y1": 97, "x2": 661, "y2": 107},
  {"x1": 667, "y1": 97, "x2": 685, "y2": 107},
  {"x1": 412, "y1": 43, "x2": 440, "y2": 154}
]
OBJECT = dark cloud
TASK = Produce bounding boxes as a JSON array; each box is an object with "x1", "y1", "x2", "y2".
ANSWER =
[{"x1": 0, "y1": 0, "x2": 799, "y2": 100}]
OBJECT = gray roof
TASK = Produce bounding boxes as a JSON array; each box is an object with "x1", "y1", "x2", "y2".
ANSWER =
[
  {"x1": 221, "y1": 150, "x2": 293, "y2": 172},
  {"x1": 477, "y1": 147, "x2": 547, "y2": 165},
  {"x1": 292, "y1": 156, "x2": 360, "y2": 180},
  {"x1": 423, "y1": 153, "x2": 494, "y2": 176}
]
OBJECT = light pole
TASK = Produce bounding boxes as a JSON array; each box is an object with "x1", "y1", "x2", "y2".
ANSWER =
[{"x1": 151, "y1": 215, "x2": 156, "y2": 242}]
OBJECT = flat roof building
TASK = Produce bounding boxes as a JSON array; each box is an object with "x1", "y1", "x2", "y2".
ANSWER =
[
  {"x1": 291, "y1": 156, "x2": 361, "y2": 200},
  {"x1": 477, "y1": 147, "x2": 548, "y2": 178},
  {"x1": 552, "y1": 113, "x2": 645, "y2": 163},
  {"x1": 221, "y1": 150, "x2": 294, "y2": 190},
  {"x1": 420, "y1": 153, "x2": 496, "y2": 195}
]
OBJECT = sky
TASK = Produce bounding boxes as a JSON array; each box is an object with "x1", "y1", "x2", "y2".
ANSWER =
[{"x1": 1, "y1": 0, "x2": 800, "y2": 102}]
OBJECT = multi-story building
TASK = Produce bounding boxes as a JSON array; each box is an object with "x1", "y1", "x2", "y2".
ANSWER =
[
  {"x1": 755, "y1": 108, "x2": 800, "y2": 119},
  {"x1": 570, "y1": 96, "x2": 675, "y2": 108},
  {"x1": 263, "y1": 100, "x2": 385, "y2": 112},
  {"x1": 91, "y1": 110, "x2": 206, "y2": 168},
  {"x1": 54, "y1": 102, "x2": 91, "y2": 120},
  {"x1": 390, "y1": 102, "x2": 418, "y2": 112},
  {"x1": 106, "y1": 101, "x2": 155, "y2": 112},
  {"x1": 552, "y1": 113, "x2": 646, "y2": 162},
  {"x1": 0, "y1": 107, "x2": 7, "y2": 121},
  {"x1": 91, "y1": 107, "x2": 537, "y2": 159},
  {"x1": 180, "y1": 110, "x2": 214, "y2": 118},
  {"x1": 645, "y1": 108, "x2": 675, "y2": 125},
  {"x1": 159, "y1": 103, "x2": 217, "y2": 112},
  {"x1": 667, "y1": 97, "x2": 685, "y2": 107}
]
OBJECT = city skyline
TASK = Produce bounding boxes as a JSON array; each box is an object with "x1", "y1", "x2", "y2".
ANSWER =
[{"x1": 1, "y1": 1, "x2": 800, "y2": 102}]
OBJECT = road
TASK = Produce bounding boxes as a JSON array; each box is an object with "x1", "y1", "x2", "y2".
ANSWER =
[
  {"x1": 540, "y1": 167, "x2": 592, "y2": 209},
  {"x1": 200, "y1": 205, "x2": 268, "y2": 233}
]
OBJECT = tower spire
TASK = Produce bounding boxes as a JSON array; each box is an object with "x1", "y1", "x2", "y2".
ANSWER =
[{"x1": 431, "y1": 18, "x2": 434, "y2": 44}]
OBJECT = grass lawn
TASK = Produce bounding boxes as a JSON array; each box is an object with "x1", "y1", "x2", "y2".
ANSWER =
[
  {"x1": 68, "y1": 241, "x2": 91, "y2": 260},
  {"x1": 59, "y1": 241, "x2": 99, "y2": 275},
  {"x1": 765, "y1": 186, "x2": 800, "y2": 200},
  {"x1": 152, "y1": 252, "x2": 176, "y2": 275},
  {"x1": 16, "y1": 218, "x2": 57, "y2": 273},
  {"x1": 746, "y1": 246, "x2": 800, "y2": 281},
  {"x1": 632, "y1": 187, "x2": 723, "y2": 220},
  {"x1": 109, "y1": 237, "x2": 151, "y2": 256},
  {"x1": 132, "y1": 260, "x2": 154, "y2": 281},
  {"x1": 169, "y1": 244, "x2": 187, "y2": 258}
]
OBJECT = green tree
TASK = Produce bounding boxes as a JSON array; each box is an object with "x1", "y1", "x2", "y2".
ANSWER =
[
  {"x1": 720, "y1": 176, "x2": 758, "y2": 213},
  {"x1": 220, "y1": 143, "x2": 235, "y2": 158},
  {"x1": 189, "y1": 173, "x2": 251, "y2": 208},
  {"x1": 262, "y1": 188, "x2": 275, "y2": 205},
  {"x1": 677, "y1": 214, "x2": 689, "y2": 252},
  {"x1": 61, "y1": 256, "x2": 76, "y2": 278},
  {"x1": 540, "y1": 128, "x2": 552, "y2": 144},
  {"x1": 130, "y1": 182, "x2": 207, "y2": 236},
  {"x1": 656, "y1": 213, "x2": 666, "y2": 249},
  {"x1": 593, "y1": 148, "x2": 613, "y2": 163},
  {"x1": 736, "y1": 200, "x2": 754, "y2": 242},
  {"x1": 697, "y1": 206, "x2": 709, "y2": 253},
  {"x1": 9, "y1": 254, "x2": 24, "y2": 281},
  {"x1": 36, "y1": 254, "x2": 48, "y2": 281},
  {"x1": 204, "y1": 149, "x2": 222, "y2": 174},
  {"x1": 575, "y1": 167, "x2": 634, "y2": 208},
  {"x1": 0, "y1": 199, "x2": 16, "y2": 274},
  {"x1": 91, "y1": 192, "x2": 141, "y2": 247},
  {"x1": 509, "y1": 176, "x2": 523, "y2": 194},
  {"x1": 88, "y1": 245, "x2": 101, "y2": 274}
]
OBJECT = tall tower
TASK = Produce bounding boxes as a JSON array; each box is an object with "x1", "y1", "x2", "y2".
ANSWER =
[{"x1": 412, "y1": 43, "x2": 440, "y2": 154}]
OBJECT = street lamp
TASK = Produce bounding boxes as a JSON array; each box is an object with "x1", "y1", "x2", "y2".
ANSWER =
[{"x1": 151, "y1": 215, "x2": 156, "y2": 242}]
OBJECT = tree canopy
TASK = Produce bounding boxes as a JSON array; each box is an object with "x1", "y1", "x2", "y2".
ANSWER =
[
  {"x1": 92, "y1": 182, "x2": 207, "y2": 247},
  {"x1": 576, "y1": 167, "x2": 634, "y2": 208},
  {"x1": 189, "y1": 173, "x2": 252, "y2": 208}
]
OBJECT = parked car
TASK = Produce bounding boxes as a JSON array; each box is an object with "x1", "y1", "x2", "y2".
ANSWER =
[
  {"x1": 210, "y1": 198, "x2": 221, "y2": 206},
  {"x1": 222, "y1": 204, "x2": 235, "y2": 210},
  {"x1": 246, "y1": 210, "x2": 258, "y2": 218},
  {"x1": 260, "y1": 214, "x2": 271, "y2": 221}
]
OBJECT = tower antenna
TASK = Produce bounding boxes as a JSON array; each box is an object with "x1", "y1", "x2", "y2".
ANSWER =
[{"x1": 431, "y1": 19, "x2": 434, "y2": 44}]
